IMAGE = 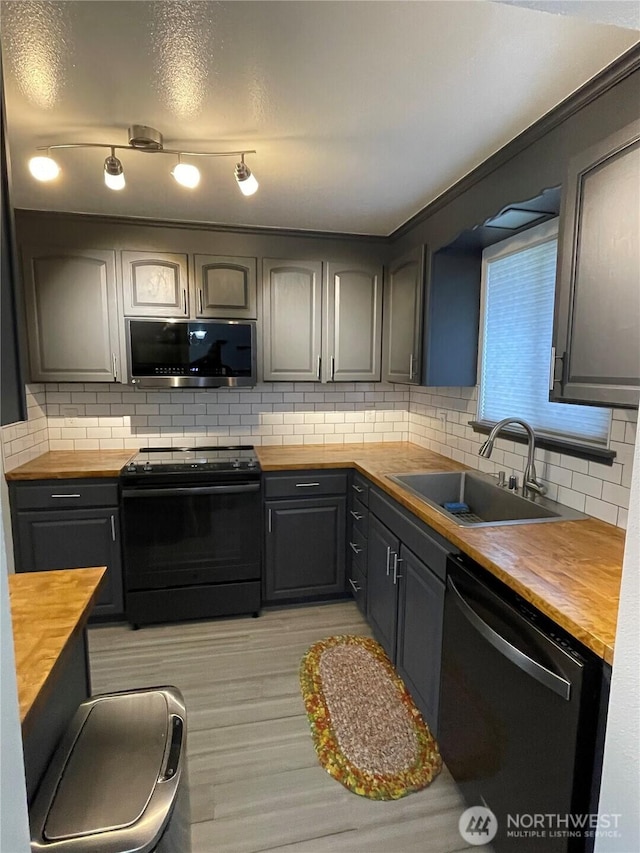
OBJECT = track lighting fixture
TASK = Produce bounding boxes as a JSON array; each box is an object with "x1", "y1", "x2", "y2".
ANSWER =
[
  {"x1": 103, "y1": 149, "x2": 125, "y2": 191},
  {"x1": 28, "y1": 125, "x2": 258, "y2": 196},
  {"x1": 234, "y1": 155, "x2": 259, "y2": 196}
]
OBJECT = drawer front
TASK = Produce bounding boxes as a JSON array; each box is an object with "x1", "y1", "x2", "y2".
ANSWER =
[
  {"x1": 347, "y1": 560, "x2": 367, "y2": 615},
  {"x1": 350, "y1": 471, "x2": 370, "y2": 506},
  {"x1": 348, "y1": 497, "x2": 368, "y2": 536},
  {"x1": 12, "y1": 481, "x2": 119, "y2": 510},
  {"x1": 347, "y1": 525, "x2": 367, "y2": 571},
  {"x1": 264, "y1": 471, "x2": 348, "y2": 499}
]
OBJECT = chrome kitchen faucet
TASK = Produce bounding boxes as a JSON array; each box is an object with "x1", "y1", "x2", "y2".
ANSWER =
[{"x1": 478, "y1": 418, "x2": 547, "y2": 499}]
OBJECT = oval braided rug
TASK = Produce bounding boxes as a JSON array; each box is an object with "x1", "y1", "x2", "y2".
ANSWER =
[{"x1": 299, "y1": 634, "x2": 442, "y2": 799}]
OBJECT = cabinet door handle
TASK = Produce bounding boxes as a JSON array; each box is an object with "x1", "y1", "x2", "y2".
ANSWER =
[
  {"x1": 330, "y1": 356, "x2": 335, "y2": 381},
  {"x1": 51, "y1": 493, "x2": 81, "y2": 499},
  {"x1": 316, "y1": 355, "x2": 322, "y2": 381},
  {"x1": 183, "y1": 289, "x2": 188, "y2": 314},
  {"x1": 348, "y1": 578, "x2": 361, "y2": 593},
  {"x1": 352, "y1": 484, "x2": 363, "y2": 494},
  {"x1": 350, "y1": 510, "x2": 363, "y2": 520},
  {"x1": 349, "y1": 541, "x2": 362, "y2": 554},
  {"x1": 295, "y1": 482, "x2": 320, "y2": 488},
  {"x1": 112, "y1": 353, "x2": 118, "y2": 381},
  {"x1": 268, "y1": 508, "x2": 273, "y2": 533},
  {"x1": 198, "y1": 289, "x2": 203, "y2": 315},
  {"x1": 110, "y1": 514, "x2": 116, "y2": 542},
  {"x1": 393, "y1": 553, "x2": 403, "y2": 585},
  {"x1": 385, "y1": 545, "x2": 391, "y2": 576},
  {"x1": 409, "y1": 353, "x2": 415, "y2": 380}
]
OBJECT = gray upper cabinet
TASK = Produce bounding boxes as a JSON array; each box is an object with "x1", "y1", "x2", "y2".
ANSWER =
[
  {"x1": 262, "y1": 257, "x2": 383, "y2": 383},
  {"x1": 323, "y1": 262, "x2": 383, "y2": 382},
  {"x1": 382, "y1": 246, "x2": 425, "y2": 384},
  {"x1": 22, "y1": 247, "x2": 121, "y2": 383},
  {"x1": 122, "y1": 250, "x2": 189, "y2": 317},
  {"x1": 552, "y1": 119, "x2": 640, "y2": 408},
  {"x1": 262, "y1": 259, "x2": 324, "y2": 382},
  {"x1": 194, "y1": 255, "x2": 257, "y2": 318}
]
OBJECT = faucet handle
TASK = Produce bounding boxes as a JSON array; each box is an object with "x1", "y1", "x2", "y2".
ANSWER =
[{"x1": 497, "y1": 470, "x2": 507, "y2": 487}]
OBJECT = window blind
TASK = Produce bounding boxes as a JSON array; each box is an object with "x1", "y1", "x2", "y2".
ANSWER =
[{"x1": 478, "y1": 231, "x2": 610, "y2": 446}]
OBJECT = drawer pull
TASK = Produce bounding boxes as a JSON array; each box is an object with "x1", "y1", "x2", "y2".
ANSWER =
[
  {"x1": 352, "y1": 484, "x2": 364, "y2": 493},
  {"x1": 50, "y1": 493, "x2": 82, "y2": 499},
  {"x1": 350, "y1": 510, "x2": 363, "y2": 520},
  {"x1": 349, "y1": 541, "x2": 362, "y2": 554},
  {"x1": 349, "y1": 578, "x2": 361, "y2": 593},
  {"x1": 295, "y1": 482, "x2": 320, "y2": 488}
]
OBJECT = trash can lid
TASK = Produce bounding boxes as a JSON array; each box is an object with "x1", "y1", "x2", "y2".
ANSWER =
[{"x1": 44, "y1": 690, "x2": 170, "y2": 840}]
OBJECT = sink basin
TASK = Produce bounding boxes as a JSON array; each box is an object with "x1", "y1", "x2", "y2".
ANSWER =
[{"x1": 387, "y1": 471, "x2": 588, "y2": 527}]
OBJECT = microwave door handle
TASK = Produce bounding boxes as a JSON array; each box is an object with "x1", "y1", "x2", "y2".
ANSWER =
[{"x1": 447, "y1": 576, "x2": 572, "y2": 701}]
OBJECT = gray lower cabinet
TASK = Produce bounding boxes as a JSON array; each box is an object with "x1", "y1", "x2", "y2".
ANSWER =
[
  {"x1": 366, "y1": 513, "x2": 400, "y2": 660},
  {"x1": 396, "y1": 545, "x2": 444, "y2": 733},
  {"x1": 552, "y1": 118, "x2": 640, "y2": 407},
  {"x1": 9, "y1": 480, "x2": 124, "y2": 619},
  {"x1": 21, "y1": 247, "x2": 121, "y2": 383},
  {"x1": 263, "y1": 470, "x2": 347, "y2": 601},
  {"x1": 367, "y1": 486, "x2": 450, "y2": 733},
  {"x1": 382, "y1": 246, "x2": 425, "y2": 384},
  {"x1": 346, "y1": 471, "x2": 370, "y2": 614}
]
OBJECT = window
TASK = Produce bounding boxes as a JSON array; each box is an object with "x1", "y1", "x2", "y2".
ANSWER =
[{"x1": 478, "y1": 219, "x2": 610, "y2": 447}]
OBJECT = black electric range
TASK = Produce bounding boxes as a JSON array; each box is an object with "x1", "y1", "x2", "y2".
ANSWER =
[
  {"x1": 120, "y1": 445, "x2": 261, "y2": 486},
  {"x1": 119, "y1": 445, "x2": 262, "y2": 627}
]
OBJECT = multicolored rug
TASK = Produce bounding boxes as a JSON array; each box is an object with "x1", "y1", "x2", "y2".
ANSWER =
[{"x1": 299, "y1": 635, "x2": 442, "y2": 800}]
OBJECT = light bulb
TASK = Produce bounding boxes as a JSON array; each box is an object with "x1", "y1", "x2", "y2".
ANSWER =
[
  {"x1": 235, "y1": 161, "x2": 259, "y2": 196},
  {"x1": 172, "y1": 162, "x2": 200, "y2": 188},
  {"x1": 29, "y1": 155, "x2": 60, "y2": 182},
  {"x1": 104, "y1": 155, "x2": 125, "y2": 191}
]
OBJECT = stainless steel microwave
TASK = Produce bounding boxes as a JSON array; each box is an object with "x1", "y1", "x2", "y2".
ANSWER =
[{"x1": 126, "y1": 318, "x2": 257, "y2": 388}]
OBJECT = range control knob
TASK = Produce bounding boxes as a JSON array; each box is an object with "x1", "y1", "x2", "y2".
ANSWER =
[
  {"x1": 126, "y1": 463, "x2": 137, "y2": 473},
  {"x1": 232, "y1": 459, "x2": 241, "y2": 468},
  {"x1": 143, "y1": 462, "x2": 152, "y2": 472}
]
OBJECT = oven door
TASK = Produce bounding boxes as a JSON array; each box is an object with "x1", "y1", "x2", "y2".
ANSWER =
[{"x1": 122, "y1": 482, "x2": 262, "y2": 591}]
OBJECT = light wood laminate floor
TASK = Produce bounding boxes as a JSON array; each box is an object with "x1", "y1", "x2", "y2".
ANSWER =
[{"x1": 89, "y1": 602, "x2": 492, "y2": 853}]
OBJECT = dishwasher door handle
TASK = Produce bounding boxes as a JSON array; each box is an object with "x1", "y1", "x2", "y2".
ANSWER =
[{"x1": 447, "y1": 576, "x2": 572, "y2": 701}]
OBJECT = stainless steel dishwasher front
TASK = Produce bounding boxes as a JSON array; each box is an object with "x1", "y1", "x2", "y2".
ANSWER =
[{"x1": 29, "y1": 686, "x2": 191, "y2": 853}]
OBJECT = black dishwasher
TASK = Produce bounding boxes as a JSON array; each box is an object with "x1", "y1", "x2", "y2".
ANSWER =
[{"x1": 439, "y1": 554, "x2": 607, "y2": 853}]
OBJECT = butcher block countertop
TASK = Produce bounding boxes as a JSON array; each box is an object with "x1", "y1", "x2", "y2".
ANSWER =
[
  {"x1": 5, "y1": 444, "x2": 625, "y2": 663},
  {"x1": 257, "y1": 443, "x2": 625, "y2": 664},
  {"x1": 4, "y1": 449, "x2": 136, "y2": 480},
  {"x1": 9, "y1": 567, "x2": 106, "y2": 729}
]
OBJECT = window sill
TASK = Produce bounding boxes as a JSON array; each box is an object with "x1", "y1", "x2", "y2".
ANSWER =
[{"x1": 469, "y1": 421, "x2": 616, "y2": 466}]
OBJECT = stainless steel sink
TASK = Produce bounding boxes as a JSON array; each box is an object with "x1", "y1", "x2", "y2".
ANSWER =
[{"x1": 387, "y1": 470, "x2": 588, "y2": 527}]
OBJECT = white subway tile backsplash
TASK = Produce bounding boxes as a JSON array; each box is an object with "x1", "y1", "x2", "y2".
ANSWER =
[
  {"x1": 0, "y1": 381, "x2": 635, "y2": 531},
  {"x1": 408, "y1": 385, "x2": 636, "y2": 529}
]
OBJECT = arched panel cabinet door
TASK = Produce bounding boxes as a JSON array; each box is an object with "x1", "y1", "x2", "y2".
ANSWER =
[
  {"x1": 22, "y1": 247, "x2": 122, "y2": 383},
  {"x1": 382, "y1": 246, "x2": 425, "y2": 385},
  {"x1": 552, "y1": 118, "x2": 640, "y2": 408},
  {"x1": 121, "y1": 250, "x2": 189, "y2": 317},
  {"x1": 194, "y1": 255, "x2": 257, "y2": 318}
]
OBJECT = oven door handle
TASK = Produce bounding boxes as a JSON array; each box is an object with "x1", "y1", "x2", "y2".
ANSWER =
[
  {"x1": 447, "y1": 576, "x2": 572, "y2": 701},
  {"x1": 122, "y1": 483, "x2": 261, "y2": 498}
]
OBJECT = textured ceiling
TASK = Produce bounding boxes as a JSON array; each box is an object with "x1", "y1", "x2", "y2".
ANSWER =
[{"x1": 1, "y1": 1, "x2": 638, "y2": 235}]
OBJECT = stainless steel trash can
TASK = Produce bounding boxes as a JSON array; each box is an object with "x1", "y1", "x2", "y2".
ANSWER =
[{"x1": 29, "y1": 686, "x2": 191, "y2": 853}]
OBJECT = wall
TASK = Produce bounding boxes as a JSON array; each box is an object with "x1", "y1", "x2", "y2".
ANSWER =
[
  {"x1": 408, "y1": 385, "x2": 636, "y2": 529},
  {"x1": 0, "y1": 450, "x2": 31, "y2": 853},
  {"x1": 1, "y1": 381, "x2": 409, "y2": 469}
]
